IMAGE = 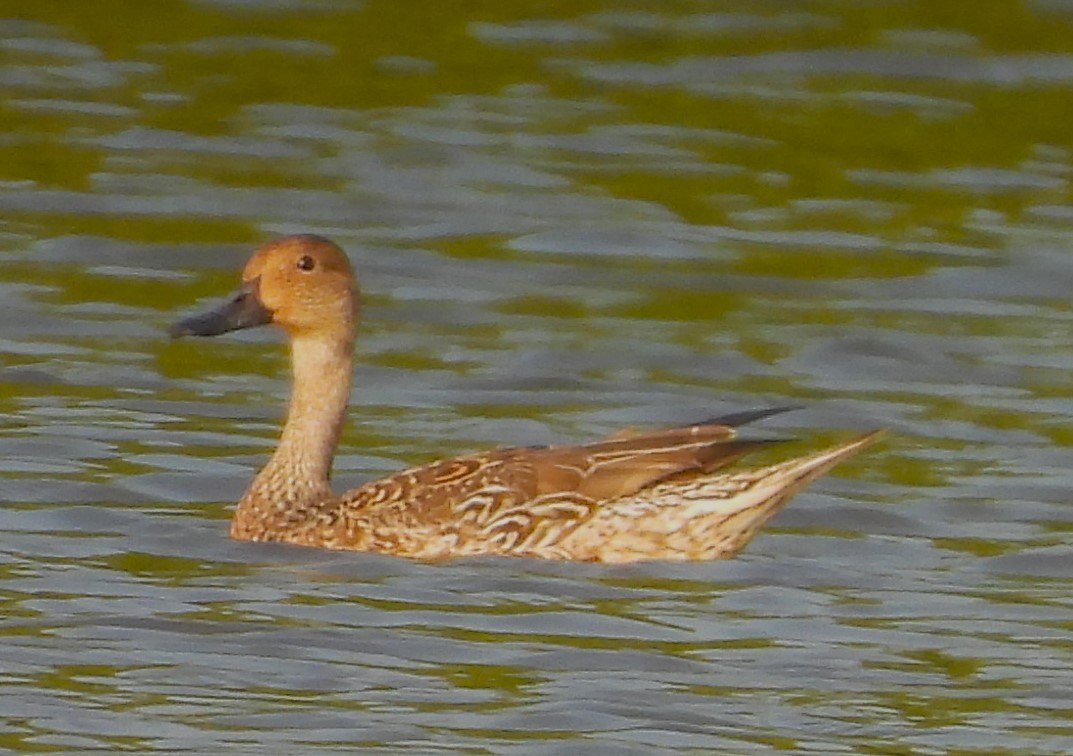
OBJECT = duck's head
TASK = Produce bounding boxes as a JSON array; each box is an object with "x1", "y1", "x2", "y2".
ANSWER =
[{"x1": 171, "y1": 234, "x2": 359, "y2": 340}]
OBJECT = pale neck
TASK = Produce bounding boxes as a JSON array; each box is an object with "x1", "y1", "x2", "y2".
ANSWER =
[
  {"x1": 274, "y1": 333, "x2": 353, "y2": 483},
  {"x1": 244, "y1": 332, "x2": 354, "y2": 502},
  {"x1": 232, "y1": 321, "x2": 357, "y2": 542}
]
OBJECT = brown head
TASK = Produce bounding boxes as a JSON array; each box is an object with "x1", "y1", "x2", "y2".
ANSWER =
[{"x1": 171, "y1": 234, "x2": 360, "y2": 340}]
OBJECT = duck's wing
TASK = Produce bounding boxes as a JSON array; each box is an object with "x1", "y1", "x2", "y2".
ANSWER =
[{"x1": 336, "y1": 418, "x2": 780, "y2": 555}]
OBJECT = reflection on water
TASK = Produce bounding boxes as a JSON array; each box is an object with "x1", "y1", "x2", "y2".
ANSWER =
[{"x1": 2, "y1": 0, "x2": 1073, "y2": 752}]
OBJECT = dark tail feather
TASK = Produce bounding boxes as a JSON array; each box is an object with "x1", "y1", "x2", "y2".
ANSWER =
[{"x1": 696, "y1": 406, "x2": 801, "y2": 429}]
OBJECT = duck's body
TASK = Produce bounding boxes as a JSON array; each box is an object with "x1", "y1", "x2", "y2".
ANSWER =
[{"x1": 172, "y1": 235, "x2": 882, "y2": 563}]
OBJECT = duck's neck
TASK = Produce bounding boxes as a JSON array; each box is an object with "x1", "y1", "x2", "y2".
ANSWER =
[
  {"x1": 275, "y1": 335, "x2": 354, "y2": 481},
  {"x1": 232, "y1": 333, "x2": 354, "y2": 540}
]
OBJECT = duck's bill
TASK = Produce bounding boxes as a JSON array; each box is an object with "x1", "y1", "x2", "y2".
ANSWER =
[{"x1": 169, "y1": 281, "x2": 272, "y2": 338}]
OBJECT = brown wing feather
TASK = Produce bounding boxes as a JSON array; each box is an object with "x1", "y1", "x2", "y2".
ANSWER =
[
  {"x1": 531, "y1": 437, "x2": 779, "y2": 501},
  {"x1": 339, "y1": 421, "x2": 782, "y2": 534}
]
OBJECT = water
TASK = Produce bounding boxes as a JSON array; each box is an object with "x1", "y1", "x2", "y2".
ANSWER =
[{"x1": 2, "y1": 0, "x2": 1073, "y2": 752}]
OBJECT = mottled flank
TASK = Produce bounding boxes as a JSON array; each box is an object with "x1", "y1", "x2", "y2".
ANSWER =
[{"x1": 173, "y1": 235, "x2": 884, "y2": 562}]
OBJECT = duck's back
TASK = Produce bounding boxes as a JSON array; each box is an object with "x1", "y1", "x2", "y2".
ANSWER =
[{"x1": 305, "y1": 424, "x2": 789, "y2": 559}]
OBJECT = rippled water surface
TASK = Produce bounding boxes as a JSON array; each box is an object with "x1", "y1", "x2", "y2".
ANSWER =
[{"x1": 2, "y1": 1, "x2": 1073, "y2": 753}]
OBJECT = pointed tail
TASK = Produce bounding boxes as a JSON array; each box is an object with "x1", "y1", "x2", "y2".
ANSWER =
[{"x1": 679, "y1": 429, "x2": 886, "y2": 558}]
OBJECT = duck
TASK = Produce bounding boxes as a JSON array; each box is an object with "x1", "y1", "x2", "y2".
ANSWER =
[{"x1": 170, "y1": 234, "x2": 883, "y2": 562}]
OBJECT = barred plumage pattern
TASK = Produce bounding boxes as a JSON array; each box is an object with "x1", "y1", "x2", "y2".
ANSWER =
[{"x1": 234, "y1": 420, "x2": 883, "y2": 562}]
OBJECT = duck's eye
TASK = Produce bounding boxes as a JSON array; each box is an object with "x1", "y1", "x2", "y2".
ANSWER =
[{"x1": 296, "y1": 255, "x2": 316, "y2": 272}]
